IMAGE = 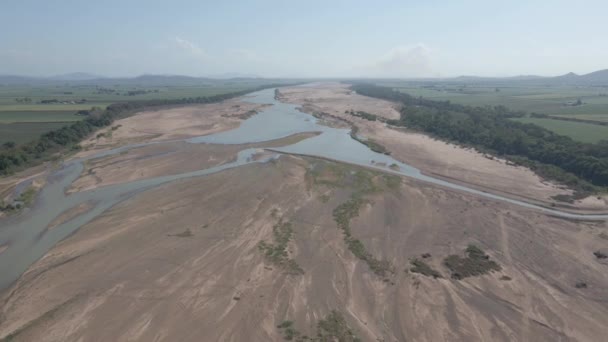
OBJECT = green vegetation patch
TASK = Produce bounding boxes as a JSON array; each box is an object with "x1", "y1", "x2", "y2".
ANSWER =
[
  {"x1": 345, "y1": 109, "x2": 382, "y2": 122},
  {"x1": 316, "y1": 311, "x2": 361, "y2": 342},
  {"x1": 307, "y1": 160, "x2": 401, "y2": 278},
  {"x1": 276, "y1": 311, "x2": 361, "y2": 342},
  {"x1": 0, "y1": 186, "x2": 38, "y2": 214},
  {"x1": 333, "y1": 196, "x2": 393, "y2": 277},
  {"x1": 258, "y1": 220, "x2": 304, "y2": 275},
  {"x1": 410, "y1": 258, "x2": 442, "y2": 279},
  {"x1": 349, "y1": 125, "x2": 390, "y2": 155},
  {"x1": 443, "y1": 245, "x2": 501, "y2": 280},
  {"x1": 17, "y1": 186, "x2": 37, "y2": 206},
  {"x1": 168, "y1": 228, "x2": 194, "y2": 238}
]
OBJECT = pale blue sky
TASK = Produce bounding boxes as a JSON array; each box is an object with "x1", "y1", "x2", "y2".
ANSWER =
[{"x1": 1, "y1": 0, "x2": 607, "y2": 78}]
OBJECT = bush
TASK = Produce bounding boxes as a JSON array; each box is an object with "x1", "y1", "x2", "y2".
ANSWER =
[
  {"x1": 410, "y1": 258, "x2": 442, "y2": 279},
  {"x1": 444, "y1": 245, "x2": 501, "y2": 280},
  {"x1": 593, "y1": 251, "x2": 607, "y2": 259}
]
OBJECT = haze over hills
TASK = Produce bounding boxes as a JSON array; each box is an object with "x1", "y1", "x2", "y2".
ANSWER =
[{"x1": 2, "y1": 69, "x2": 608, "y2": 86}]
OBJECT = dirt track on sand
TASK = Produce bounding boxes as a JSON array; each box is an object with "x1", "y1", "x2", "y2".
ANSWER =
[
  {"x1": 278, "y1": 83, "x2": 608, "y2": 212},
  {"x1": 1, "y1": 156, "x2": 607, "y2": 341}
]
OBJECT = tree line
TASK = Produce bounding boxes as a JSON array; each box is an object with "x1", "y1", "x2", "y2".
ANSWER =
[
  {"x1": 0, "y1": 85, "x2": 284, "y2": 176},
  {"x1": 350, "y1": 84, "x2": 608, "y2": 194}
]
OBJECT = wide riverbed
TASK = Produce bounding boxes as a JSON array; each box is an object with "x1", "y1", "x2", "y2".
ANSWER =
[{"x1": 0, "y1": 87, "x2": 606, "y2": 290}]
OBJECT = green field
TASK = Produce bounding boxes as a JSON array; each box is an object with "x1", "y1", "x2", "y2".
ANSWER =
[
  {"x1": 0, "y1": 122, "x2": 71, "y2": 145},
  {"x1": 512, "y1": 117, "x2": 608, "y2": 143},
  {"x1": 0, "y1": 111, "x2": 84, "y2": 123},
  {"x1": 552, "y1": 113, "x2": 608, "y2": 122}
]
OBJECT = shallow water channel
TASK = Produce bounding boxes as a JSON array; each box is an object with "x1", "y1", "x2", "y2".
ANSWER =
[{"x1": 0, "y1": 87, "x2": 606, "y2": 290}]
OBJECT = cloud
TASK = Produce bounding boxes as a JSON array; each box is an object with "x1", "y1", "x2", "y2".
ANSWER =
[
  {"x1": 173, "y1": 36, "x2": 207, "y2": 57},
  {"x1": 355, "y1": 44, "x2": 435, "y2": 77}
]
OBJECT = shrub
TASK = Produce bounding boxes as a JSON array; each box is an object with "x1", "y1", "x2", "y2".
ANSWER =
[
  {"x1": 410, "y1": 258, "x2": 442, "y2": 279},
  {"x1": 444, "y1": 245, "x2": 501, "y2": 280},
  {"x1": 593, "y1": 251, "x2": 607, "y2": 259}
]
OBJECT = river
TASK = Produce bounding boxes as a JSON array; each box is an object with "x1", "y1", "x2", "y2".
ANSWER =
[{"x1": 0, "y1": 87, "x2": 606, "y2": 291}]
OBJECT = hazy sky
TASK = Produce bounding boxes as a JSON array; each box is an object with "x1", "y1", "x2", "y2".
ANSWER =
[{"x1": 2, "y1": 0, "x2": 607, "y2": 78}]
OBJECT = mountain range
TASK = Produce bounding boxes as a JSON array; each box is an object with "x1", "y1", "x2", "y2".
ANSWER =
[{"x1": 1, "y1": 69, "x2": 608, "y2": 86}]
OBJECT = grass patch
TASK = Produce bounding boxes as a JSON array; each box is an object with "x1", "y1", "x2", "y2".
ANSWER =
[
  {"x1": 0, "y1": 186, "x2": 37, "y2": 214},
  {"x1": 316, "y1": 311, "x2": 361, "y2": 342},
  {"x1": 17, "y1": 186, "x2": 37, "y2": 206},
  {"x1": 276, "y1": 311, "x2": 361, "y2": 342},
  {"x1": 258, "y1": 220, "x2": 304, "y2": 275},
  {"x1": 168, "y1": 228, "x2": 194, "y2": 238},
  {"x1": 277, "y1": 320, "x2": 303, "y2": 341},
  {"x1": 308, "y1": 160, "x2": 396, "y2": 278},
  {"x1": 443, "y1": 245, "x2": 501, "y2": 280},
  {"x1": 410, "y1": 258, "x2": 442, "y2": 279},
  {"x1": 349, "y1": 125, "x2": 390, "y2": 155},
  {"x1": 333, "y1": 195, "x2": 393, "y2": 277}
]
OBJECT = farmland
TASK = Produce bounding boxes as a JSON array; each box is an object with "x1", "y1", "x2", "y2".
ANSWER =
[
  {"x1": 380, "y1": 83, "x2": 608, "y2": 117},
  {"x1": 512, "y1": 117, "x2": 608, "y2": 143}
]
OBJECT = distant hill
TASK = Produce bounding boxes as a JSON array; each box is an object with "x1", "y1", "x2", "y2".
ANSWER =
[
  {"x1": 0, "y1": 75, "x2": 39, "y2": 85},
  {"x1": 49, "y1": 72, "x2": 104, "y2": 81},
  {"x1": 407, "y1": 69, "x2": 608, "y2": 86},
  {"x1": 551, "y1": 69, "x2": 608, "y2": 85},
  {"x1": 0, "y1": 73, "x2": 273, "y2": 86},
  {"x1": 207, "y1": 72, "x2": 262, "y2": 79}
]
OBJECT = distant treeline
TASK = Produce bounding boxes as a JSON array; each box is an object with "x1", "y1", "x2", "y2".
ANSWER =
[
  {"x1": 350, "y1": 84, "x2": 608, "y2": 193},
  {"x1": 0, "y1": 85, "x2": 283, "y2": 176}
]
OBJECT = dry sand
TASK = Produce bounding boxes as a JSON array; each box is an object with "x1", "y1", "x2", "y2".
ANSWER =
[{"x1": 1, "y1": 156, "x2": 607, "y2": 341}]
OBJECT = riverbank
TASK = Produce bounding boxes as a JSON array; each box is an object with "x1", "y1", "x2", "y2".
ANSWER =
[{"x1": 277, "y1": 83, "x2": 608, "y2": 213}]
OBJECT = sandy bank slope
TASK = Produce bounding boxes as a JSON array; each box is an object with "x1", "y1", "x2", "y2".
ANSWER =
[
  {"x1": 279, "y1": 83, "x2": 608, "y2": 211},
  {"x1": 1, "y1": 156, "x2": 607, "y2": 342}
]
